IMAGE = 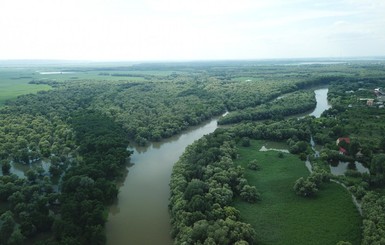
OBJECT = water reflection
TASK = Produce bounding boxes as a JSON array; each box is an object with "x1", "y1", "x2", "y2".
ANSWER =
[
  {"x1": 330, "y1": 161, "x2": 370, "y2": 176},
  {"x1": 0, "y1": 160, "x2": 51, "y2": 178},
  {"x1": 309, "y1": 88, "x2": 331, "y2": 118}
]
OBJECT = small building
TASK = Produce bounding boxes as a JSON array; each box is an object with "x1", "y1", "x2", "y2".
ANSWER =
[
  {"x1": 336, "y1": 137, "x2": 350, "y2": 155},
  {"x1": 367, "y1": 99, "x2": 374, "y2": 106}
]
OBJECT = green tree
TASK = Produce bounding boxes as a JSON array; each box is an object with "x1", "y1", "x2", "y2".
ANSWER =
[
  {"x1": 240, "y1": 185, "x2": 261, "y2": 203},
  {"x1": 240, "y1": 137, "x2": 251, "y2": 147},
  {"x1": 7, "y1": 228, "x2": 25, "y2": 245},
  {"x1": 0, "y1": 211, "x2": 16, "y2": 243},
  {"x1": 184, "y1": 179, "x2": 208, "y2": 201},
  {"x1": 293, "y1": 177, "x2": 318, "y2": 197},
  {"x1": 1, "y1": 160, "x2": 11, "y2": 175},
  {"x1": 370, "y1": 153, "x2": 385, "y2": 186},
  {"x1": 247, "y1": 159, "x2": 260, "y2": 171}
]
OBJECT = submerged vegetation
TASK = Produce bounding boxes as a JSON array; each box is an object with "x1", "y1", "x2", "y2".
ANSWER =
[{"x1": 0, "y1": 60, "x2": 385, "y2": 244}]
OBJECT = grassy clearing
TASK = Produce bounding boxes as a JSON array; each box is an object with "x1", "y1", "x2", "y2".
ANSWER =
[
  {"x1": 0, "y1": 69, "x2": 51, "y2": 105},
  {"x1": 0, "y1": 68, "x2": 153, "y2": 105},
  {"x1": 234, "y1": 140, "x2": 361, "y2": 245}
]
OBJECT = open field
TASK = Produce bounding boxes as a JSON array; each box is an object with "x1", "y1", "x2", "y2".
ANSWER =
[
  {"x1": 0, "y1": 68, "x2": 51, "y2": 105},
  {"x1": 0, "y1": 66, "x2": 172, "y2": 105},
  {"x1": 234, "y1": 140, "x2": 362, "y2": 245}
]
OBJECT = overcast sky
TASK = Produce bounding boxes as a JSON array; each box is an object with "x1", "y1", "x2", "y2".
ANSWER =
[{"x1": 0, "y1": 0, "x2": 384, "y2": 61}]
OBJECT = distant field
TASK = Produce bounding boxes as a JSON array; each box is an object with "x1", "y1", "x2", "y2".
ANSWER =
[
  {"x1": 234, "y1": 140, "x2": 362, "y2": 245},
  {"x1": 0, "y1": 66, "x2": 175, "y2": 105},
  {"x1": 0, "y1": 68, "x2": 51, "y2": 105}
]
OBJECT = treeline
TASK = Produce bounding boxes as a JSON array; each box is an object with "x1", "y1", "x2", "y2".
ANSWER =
[
  {"x1": 53, "y1": 110, "x2": 131, "y2": 244},
  {"x1": 169, "y1": 130, "x2": 258, "y2": 244},
  {"x1": 22, "y1": 74, "x2": 321, "y2": 145},
  {"x1": 218, "y1": 90, "x2": 316, "y2": 124},
  {"x1": 232, "y1": 117, "x2": 312, "y2": 142},
  {"x1": 361, "y1": 192, "x2": 385, "y2": 245},
  {"x1": 22, "y1": 65, "x2": 357, "y2": 145}
]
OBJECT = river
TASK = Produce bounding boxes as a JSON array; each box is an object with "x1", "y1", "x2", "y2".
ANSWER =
[
  {"x1": 106, "y1": 117, "x2": 221, "y2": 245},
  {"x1": 309, "y1": 88, "x2": 331, "y2": 118},
  {"x1": 106, "y1": 88, "x2": 331, "y2": 245}
]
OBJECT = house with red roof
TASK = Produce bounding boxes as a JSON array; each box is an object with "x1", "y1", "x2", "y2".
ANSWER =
[{"x1": 336, "y1": 137, "x2": 350, "y2": 155}]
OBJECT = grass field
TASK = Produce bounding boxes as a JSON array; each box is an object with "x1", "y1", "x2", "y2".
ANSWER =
[
  {"x1": 0, "y1": 68, "x2": 52, "y2": 105},
  {"x1": 0, "y1": 67, "x2": 158, "y2": 105},
  {"x1": 234, "y1": 140, "x2": 362, "y2": 245}
]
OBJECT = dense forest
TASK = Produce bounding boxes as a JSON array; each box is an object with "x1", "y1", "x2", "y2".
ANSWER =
[
  {"x1": 169, "y1": 130, "x2": 257, "y2": 244},
  {"x1": 1, "y1": 61, "x2": 385, "y2": 244}
]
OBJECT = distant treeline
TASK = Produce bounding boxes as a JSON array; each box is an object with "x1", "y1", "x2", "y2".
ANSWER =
[{"x1": 219, "y1": 90, "x2": 316, "y2": 124}]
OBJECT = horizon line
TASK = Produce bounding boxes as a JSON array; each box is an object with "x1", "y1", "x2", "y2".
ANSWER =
[{"x1": 1, "y1": 56, "x2": 385, "y2": 64}]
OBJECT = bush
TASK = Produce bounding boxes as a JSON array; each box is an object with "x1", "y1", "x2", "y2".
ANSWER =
[
  {"x1": 240, "y1": 137, "x2": 251, "y2": 147},
  {"x1": 349, "y1": 184, "x2": 367, "y2": 200},
  {"x1": 299, "y1": 153, "x2": 307, "y2": 161},
  {"x1": 293, "y1": 177, "x2": 318, "y2": 197},
  {"x1": 277, "y1": 152, "x2": 284, "y2": 158},
  {"x1": 240, "y1": 185, "x2": 261, "y2": 203},
  {"x1": 289, "y1": 141, "x2": 308, "y2": 154},
  {"x1": 247, "y1": 160, "x2": 260, "y2": 171},
  {"x1": 345, "y1": 170, "x2": 362, "y2": 178}
]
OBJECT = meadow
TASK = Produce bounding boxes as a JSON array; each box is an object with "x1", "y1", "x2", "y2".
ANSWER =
[
  {"x1": 0, "y1": 68, "x2": 51, "y2": 105},
  {"x1": 234, "y1": 140, "x2": 362, "y2": 245},
  {"x1": 0, "y1": 65, "x2": 165, "y2": 105}
]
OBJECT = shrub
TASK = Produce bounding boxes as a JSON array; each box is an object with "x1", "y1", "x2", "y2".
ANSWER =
[
  {"x1": 247, "y1": 160, "x2": 260, "y2": 171},
  {"x1": 240, "y1": 137, "x2": 251, "y2": 147},
  {"x1": 240, "y1": 185, "x2": 261, "y2": 203},
  {"x1": 293, "y1": 177, "x2": 318, "y2": 197}
]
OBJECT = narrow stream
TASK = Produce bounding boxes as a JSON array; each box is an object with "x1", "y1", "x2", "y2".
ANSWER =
[{"x1": 106, "y1": 117, "x2": 221, "y2": 245}]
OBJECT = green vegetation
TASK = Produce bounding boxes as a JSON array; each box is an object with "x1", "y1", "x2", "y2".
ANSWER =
[
  {"x1": 169, "y1": 131, "x2": 257, "y2": 244},
  {"x1": 1, "y1": 60, "x2": 385, "y2": 244},
  {"x1": 0, "y1": 68, "x2": 51, "y2": 105},
  {"x1": 219, "y1": 90, "x2": 316, "y2": 124},
  {"x1": 234, "y1": 140, "x2": 361, "y2": 245}
]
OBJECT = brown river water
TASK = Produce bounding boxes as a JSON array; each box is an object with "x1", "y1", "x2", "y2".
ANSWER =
[
  {"x1": 105, "y1": 88, "x2": 330, "y2": 245},
  {"x1": 105, "y1": 117, "x2": 221, "y2": 245}
]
